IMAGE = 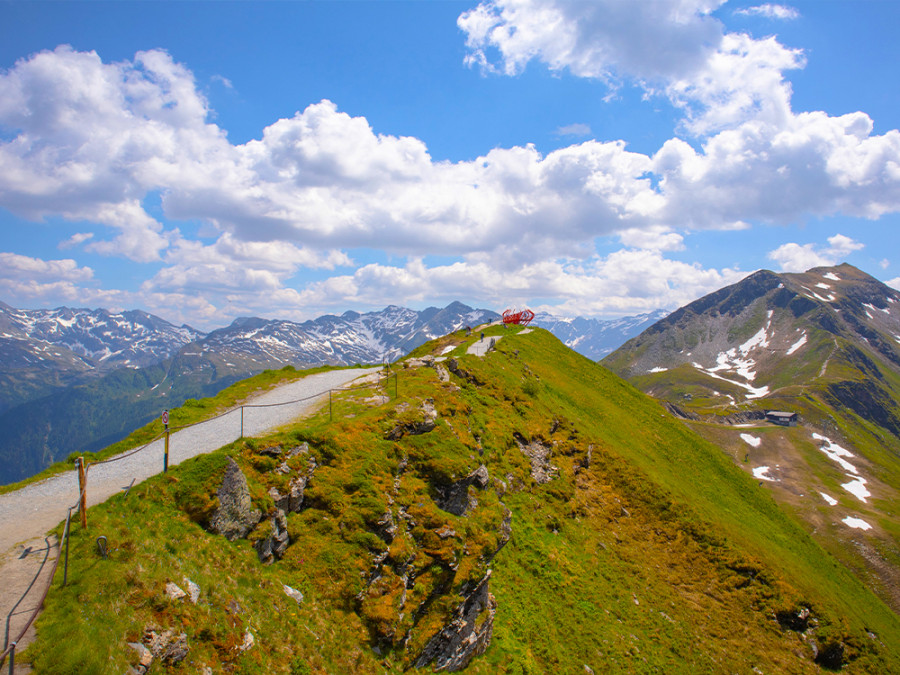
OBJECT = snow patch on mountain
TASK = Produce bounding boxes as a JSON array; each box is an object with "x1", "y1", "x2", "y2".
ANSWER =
[
  {"x1": 842, "y1": 516, "x2": 872, "y2": 530},
  {"x1": 823, "y1": 272, "x2": 841, "y2": 281},
  {"x1": 813, "y1": 433, "x2": 858, "y2": 474},
  {"x1": 842, "y1": 476, "x2": 870, "y2": 503},
  {"x1": 786, "y1": 333, "x2": 807, "y2": 355},
  {"x1": 753, "y1": 466, "x2": 777, "y2": 482},
  {"x1": 740, "y1": 433, "x2": 761, "y2": 448},
  {"x1": 820, "y1": 492, "x2": 838, "y2": 506}
]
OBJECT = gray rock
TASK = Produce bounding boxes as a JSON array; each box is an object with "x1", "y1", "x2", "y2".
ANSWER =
[
  {"x1": 435, "y1": 465, "x2": 490, "y2": 516},
  {"x1": 184, "y1": 577, "x2": 201, "y2": 604},
  {"x1": 375, "y1": 509, "x2": 398, "y2": 542},
  {"x1": 142, "y1": 628, "x2": 189, "y2": 665},
  {"x1": 165, "y1": 582, "x2": 186, "y2": 601},
  {"x1": 414, "y1": 571, "x2": 497, "y2": 671},
  {"x1": 283, "y1": 584, "x2": 304, "y2": 605},
  {"x1": 127, "y1": 641, "x2": 153, "y2": 673},
  {"x1": 255, "y1": 509, "x2": 290, "y2": 564},
  {"x1": 210, "y1": 458, "x2": 261, "y2": 540}
]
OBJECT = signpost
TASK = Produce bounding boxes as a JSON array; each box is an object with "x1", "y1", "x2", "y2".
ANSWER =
[{"x1": 162, "y1": 410, "x2": 170, "y2": 473}]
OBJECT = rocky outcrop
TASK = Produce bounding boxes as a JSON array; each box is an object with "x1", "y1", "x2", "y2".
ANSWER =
[
  {"x1": 254, "y1": 509, "x2": 290, "y2": 564},
  {"x1": 513, "y1": 433, "x2": 558, "y2": 484},
  {"x1": 414, "y1": 572, "x2": 497, "y2": 672},
  {"x1": 210, "y1": 458, "x2": 261, "y2": 540},
  {"x1": 446, "y1": 358, "x2": 483, "y2": 386},
  {"x1": 386, "y1": 399, "x2": 439, "y2": 440},
  {"x1": 435, "y1": 465, "x2": 490, "y2": 516}
]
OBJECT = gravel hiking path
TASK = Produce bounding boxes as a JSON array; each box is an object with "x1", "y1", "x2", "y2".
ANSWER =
[{"x1": 0, "y1": 366, "x2": 380, "y2": 666}]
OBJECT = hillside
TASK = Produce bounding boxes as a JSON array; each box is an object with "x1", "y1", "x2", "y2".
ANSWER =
[
  {"x1": 603, "y1": 263, "x2": 900, "y2": 614},
  {"x1": 25, "y1": 326, "x2": 900, "y2": 673}
]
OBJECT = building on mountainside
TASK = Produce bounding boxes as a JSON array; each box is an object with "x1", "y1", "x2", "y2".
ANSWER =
[{"x1": 766, "y1": 411, "x2": 798, "y2": 426}]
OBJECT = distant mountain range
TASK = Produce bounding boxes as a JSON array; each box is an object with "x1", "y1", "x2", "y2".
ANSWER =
[
  {"x1": 603, "y1": 263, "x2": 900, "y2": 613},
  {"x1": 531, "y1": 309, "x2": 669, "y2": 360},
  {"x1": 0, "y1": 300, "x2": 663, "y2": 484}
]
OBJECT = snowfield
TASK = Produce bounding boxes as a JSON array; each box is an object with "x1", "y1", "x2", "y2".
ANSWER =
[{"x1": 740, "y1": 433, "x2": 761, "y2": 448}]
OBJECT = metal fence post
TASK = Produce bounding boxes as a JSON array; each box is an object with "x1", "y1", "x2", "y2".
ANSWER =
[
  {"x1": 8, "y1": 642, "x2": 14, "y2": 674},
  {"x1": 163, "y1": 427, "x2": 170, "y2": 473}
]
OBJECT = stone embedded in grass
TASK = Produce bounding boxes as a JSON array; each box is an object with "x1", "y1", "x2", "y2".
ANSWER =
[
  {"x1": 283, "y1": 584, "x2": 304, "y2": 605},
  {"x1": 210, "y1": 457, "x2": 262, "y2": 541},
  {"x1": 184, "y1": 577, "x2": 201, "y2": 603},
  {"x1": 142, "y1": 627, "x2": 189, "y2": 666},
  {"x1": 165, "y1": 582, "x2": 186, "y2": 600}
]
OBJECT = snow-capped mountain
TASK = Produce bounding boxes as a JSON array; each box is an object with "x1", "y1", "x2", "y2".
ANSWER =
[
  {"x1": 0, "y1": 301, "x2": 203, "y2": 369},
  {"x1": 194, "y1": 302, "x2": 500, "y2": 371},
  {"x1": 532, "y1": 309, "x2": 670, "y2": 360},
  {"x1": 604, "y1": 264, "x2": 900, "y2": 413},
  {"x1": 0, "y1": 301, "x2": 204, "y2": 412}
]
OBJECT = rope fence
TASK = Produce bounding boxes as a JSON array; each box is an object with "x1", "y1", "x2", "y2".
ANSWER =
[{"x1": 0, "y1": 365, "x2": 397, "y2": 673}]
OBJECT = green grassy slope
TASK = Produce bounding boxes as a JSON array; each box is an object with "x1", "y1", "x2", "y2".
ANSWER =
[{"x1": 25, "y1": 328, "x2": 900, "y2": 673}]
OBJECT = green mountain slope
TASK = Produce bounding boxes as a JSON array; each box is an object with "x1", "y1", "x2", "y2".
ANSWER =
[
  {"x1": 28, "y1": 327, "x2": 900, "y2": 673},
  {"x1": 603, "y1": 263, "x2": 900, "y2": 615}
]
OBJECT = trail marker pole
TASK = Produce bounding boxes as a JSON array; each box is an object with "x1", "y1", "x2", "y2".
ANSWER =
[
  {"x1": 162, "y1": 410, "x2": 170, "y2": 472},
  {"x1": 76, "y1": 457, "x2": 87, "y2": 529},
  {"x1": 329, "y1": 390, "x2": 333, "y2": 421},
  {"x1": 240, "y1": 407, "x2": 244, "y2": 439}
]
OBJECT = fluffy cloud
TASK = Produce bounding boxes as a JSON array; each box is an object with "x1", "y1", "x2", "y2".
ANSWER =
[
  {"x1": 458, "y1": 0, "x2": 726, "y2": 83},
  {"x1": 0, "y1": 252, "x2": 112, "y2": 304},
  {"x1": 289, "y1": 249, "x2": 746, "y2": 319},
  {"x1": 1, "y1": 25, "x2": 899, "y2": 325},
  {"x1": 767, "y1": 233, "x2": 864, "y2": 272},
  {"x1": 735, "y1": 4, "x2": 800, "y2": 21}
]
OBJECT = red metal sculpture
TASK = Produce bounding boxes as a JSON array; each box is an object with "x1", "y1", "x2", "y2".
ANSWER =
[{"x1": 502, "y1": 308, "x2": 535, "y2": 326}]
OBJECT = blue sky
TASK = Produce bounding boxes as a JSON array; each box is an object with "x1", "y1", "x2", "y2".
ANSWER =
[{"x1": 1, "y1": 0, "x2": 898, "y2": 330}]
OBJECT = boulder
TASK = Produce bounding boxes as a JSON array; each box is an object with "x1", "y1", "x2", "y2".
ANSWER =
[{"x1": 210, "y1": 458, "x2": 261, "y2": 540}]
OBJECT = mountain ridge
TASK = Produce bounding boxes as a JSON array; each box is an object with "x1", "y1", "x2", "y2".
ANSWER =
[{"x1": 603, "y1": 262, "x2": 900, "y2": 614}]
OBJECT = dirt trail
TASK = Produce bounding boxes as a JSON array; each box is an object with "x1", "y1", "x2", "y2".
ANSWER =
[{"x1": 0, "y1": 367, "x2": 380, "y2": 668}]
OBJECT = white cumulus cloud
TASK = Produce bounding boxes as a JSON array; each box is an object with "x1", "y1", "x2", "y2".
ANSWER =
[{"x1": 767, "y1": 233, "x2": 864, "y2": 272}]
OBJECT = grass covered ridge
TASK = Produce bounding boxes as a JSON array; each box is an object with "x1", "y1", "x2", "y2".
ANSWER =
[{"x1": 25, "y1": 328, "x2": 900, "y2": 673}]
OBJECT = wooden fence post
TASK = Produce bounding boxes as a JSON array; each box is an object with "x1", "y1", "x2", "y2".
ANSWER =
[{"x1": 76, "y1": 457, "x2": 87, "y2": 529}]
